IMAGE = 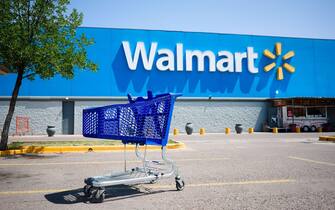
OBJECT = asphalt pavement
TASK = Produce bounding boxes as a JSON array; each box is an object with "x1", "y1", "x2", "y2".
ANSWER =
[{"x1": 1, "y1": 133, "x2": 335, "y2": 209}]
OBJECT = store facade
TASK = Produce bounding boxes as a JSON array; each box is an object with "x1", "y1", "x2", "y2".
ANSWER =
[{"x1": 1, "y1": 27, "x2": 335, "y2": 134}]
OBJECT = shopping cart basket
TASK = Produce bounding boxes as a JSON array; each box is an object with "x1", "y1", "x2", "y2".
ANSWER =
[{"x1": 82, "y1": 91, "x2": 184, "y2": 202}]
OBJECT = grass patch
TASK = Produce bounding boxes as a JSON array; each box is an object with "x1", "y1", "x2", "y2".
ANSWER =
[
  {"x1": 169, "y1": 139, "x2": 177, "y2": 144},
  {"x1": 7, "y1": 142, "x2": 25, "y2": 150},
  {"x1": 7, "y1": 139, "x2": 178, "y2": 150}
]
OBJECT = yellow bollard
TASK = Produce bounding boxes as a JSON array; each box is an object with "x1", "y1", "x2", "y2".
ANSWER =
[
  {"x1": 248, "y1": 128, "x2": 254, "y2": 134},
  {"x1": 200, "y1": 128, "x2": 205, "y2": 135},
  {"x1": 317, "y1": 127, "x2": 322, "y2": 133},
  {"x1": 272, "y1": 127, "x2": 278, "y2": 133},
  {"x1": 225, "y1": 127, "x2": 230, "y2": 134},
  {"x1": 295, "y1": 127, "x2": 301, "y2": 133},
  {"x1": 173, "y1": 128, "x2": 179, "y2": 136}
]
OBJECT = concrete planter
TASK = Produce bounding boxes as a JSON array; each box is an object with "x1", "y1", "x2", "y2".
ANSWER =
[
  {"x1": 46, "y1": 126, "x2": 56, "y2": 137},
  {"x1": 185, "y1": 123, "x2": 193, "y2": 135},
  {"x1": 235, "y1": 124, "x2": 243, "y2": 134}
]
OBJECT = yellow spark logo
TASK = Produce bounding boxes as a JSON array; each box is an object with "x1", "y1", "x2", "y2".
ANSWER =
[{"x1": 263, "y1": 42, "x2": 295, "y2": 80}]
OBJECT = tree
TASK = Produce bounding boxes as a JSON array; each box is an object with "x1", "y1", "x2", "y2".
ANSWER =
[{"x1": 0, "y1": 0, "x2": 97, "y2": 150}]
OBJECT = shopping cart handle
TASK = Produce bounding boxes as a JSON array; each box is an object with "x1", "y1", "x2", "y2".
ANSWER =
[
  {"x1": 127, "y1": 94, "x2": 135, "y2": 103},
  {"x1": 147, "y1": 91, "x2": 153, "y2": 100},
  {"x1": 128, "y1": 94, "x2": 147, "y2": 103},
  {"x1": 127, "y1": 91, "x2": 182, "y2": 104},
  {"x1": 127, "y1": 91, "x2": 154, "y2": 104}
]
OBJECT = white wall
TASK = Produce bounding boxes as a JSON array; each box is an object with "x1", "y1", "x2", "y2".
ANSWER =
[
  {"x1": 0, "y1": 99, "x2": 268, "y2": 135},
  {"x1": 0, "y1": 100, "x2": 62, "y2": 135},
  {"x1": 172, "y1": 100, "x2": 268, "y2": 133}
]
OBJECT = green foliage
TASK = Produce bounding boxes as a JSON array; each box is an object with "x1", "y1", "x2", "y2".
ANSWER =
[
  {"x1": 0, "y1": 0, "x2": 97, "y2": 79},
  {"x1": 7, "y1": 142, "x2": 24, "y2": 150}
]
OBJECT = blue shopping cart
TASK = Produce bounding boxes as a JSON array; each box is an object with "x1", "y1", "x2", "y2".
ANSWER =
[{"x1": 82, "y1": 91, "x2": 184, "y2": 203}]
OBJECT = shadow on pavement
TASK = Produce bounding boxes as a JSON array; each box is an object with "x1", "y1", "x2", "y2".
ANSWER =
[
  {"x1": 45, "y1": 188, "x2": 86, "y2": 204},
  {"x1": 0, "y1": 171, "x2": 33, "y2": 180},
  {"x1": 4, "y1": 153, "x2": 58, "y2": 160},
  {"x1": 44, "y1": 185, "x2": 170, "y2": 204}
]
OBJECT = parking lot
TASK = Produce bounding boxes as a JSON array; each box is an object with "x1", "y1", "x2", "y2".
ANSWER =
[{"x1": 1, "y1": 133, "x2": 335, "y2": 209}]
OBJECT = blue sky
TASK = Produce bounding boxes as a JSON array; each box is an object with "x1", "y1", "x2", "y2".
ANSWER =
[{"x1": 69, "y1": 0, "x2": 335, "y2": 39}]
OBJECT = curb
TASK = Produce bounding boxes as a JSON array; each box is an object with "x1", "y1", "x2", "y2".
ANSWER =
[
  {"x1": 319, "y1": 136, "x2": 335, "y2": 142},
  {"x1": 0, "y1": 142, "x2": 185, "y2": 156}
]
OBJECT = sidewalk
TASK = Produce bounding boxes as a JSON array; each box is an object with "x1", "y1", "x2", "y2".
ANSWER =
[
  {"x1": 2, "y1": 132, "x2": 334, "y2": 156},
  {"x1": 9, "y1": 132, "x2": 335, "y2": 143}
]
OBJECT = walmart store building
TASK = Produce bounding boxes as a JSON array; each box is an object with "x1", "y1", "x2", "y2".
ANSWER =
[{"x1": 1, "y1": 27, "x2": 335, "y2": 135}]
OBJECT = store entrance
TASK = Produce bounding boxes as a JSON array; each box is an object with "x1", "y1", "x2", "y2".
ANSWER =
[{"x1": 62, "y1": 101, "x2": 74, "y2": 134}]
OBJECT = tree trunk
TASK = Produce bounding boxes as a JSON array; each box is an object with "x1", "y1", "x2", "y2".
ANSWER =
[{"x1": 0, "y1": 68, "x2": 24, "y2": 150}]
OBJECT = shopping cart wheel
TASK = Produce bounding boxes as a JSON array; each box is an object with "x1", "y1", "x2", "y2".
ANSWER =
[
  {"x1": 83, "y1": 185, "x2": 91, "y2": 197},
  {"x1": 150, "y1": 175, "x2": 159, "y2": 184},
  {"x1": 89, "y1": 187, "x2": 105, "y2": 203},
  {"x1": 175, "y1": 177, "x2": 185, "y2": 191},
  {"x1": 150, "y1": 179, "x2": 158, "y2": 184}
]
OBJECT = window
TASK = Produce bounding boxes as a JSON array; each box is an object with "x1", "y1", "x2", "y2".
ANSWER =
[
  {"x1": 307, "y1": 107, "x2": 326, "y2": 117},
  {"x1": 287, "y1": 107, "x2": 305, "y2": 117}
]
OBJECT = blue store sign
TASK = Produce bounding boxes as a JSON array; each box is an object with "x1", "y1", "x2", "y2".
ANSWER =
[{"x1": 1, "y1": 27, "x2": 335, "y2": 98}]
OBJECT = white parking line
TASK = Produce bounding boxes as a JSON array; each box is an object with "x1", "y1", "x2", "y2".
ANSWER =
[
  {"x1": 288, "y1": 156, "x2": 335, "y2": 166},
  {"x1": 0, "y1": 179, "x2": 295, "y2": 195},
  {"x1": 0, "y1": 157, "x2": 229, "y2": 167},
  {"x1": 150, "y1": 179, "x2": 295, "y2": 189}
]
